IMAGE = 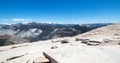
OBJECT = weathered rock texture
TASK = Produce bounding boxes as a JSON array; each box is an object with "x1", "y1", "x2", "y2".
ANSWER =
[{"x1": 0, "y1": 23, "x2": 120, "y2": 63}]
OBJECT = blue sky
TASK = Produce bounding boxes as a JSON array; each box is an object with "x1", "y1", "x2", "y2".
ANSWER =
[{"x1": 0, "y1": 0, "x2": 120, "y2": 24}]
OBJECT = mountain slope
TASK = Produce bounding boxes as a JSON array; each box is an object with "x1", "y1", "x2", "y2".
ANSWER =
[
  {"x1": 75, "y1": 23, "x2": 120, "y2": 41},
  {"x1": 0, "y1": 34, "x2": 28, "y2": 46}
]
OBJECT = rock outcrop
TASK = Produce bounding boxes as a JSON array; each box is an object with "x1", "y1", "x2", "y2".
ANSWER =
[{"x1": 0, "y1": 23, "x2": 119, "y2": 63}]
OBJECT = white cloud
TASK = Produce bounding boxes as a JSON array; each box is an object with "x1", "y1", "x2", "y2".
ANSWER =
[{"x1": 12, "y1": 18, "x2": 29, "y2": 22}]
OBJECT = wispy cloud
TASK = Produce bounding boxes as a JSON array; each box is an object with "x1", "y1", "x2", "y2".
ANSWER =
[
  {"x1": 1, "y1": 23, "x2": 11, "y2": 25},
  {"x1": 12, "y1": 18, "x2": 29, "y2": 22},
  {"x1": 0, "y1": 19, "x2": 9, "y2": 21},
  {"x1": 0, "y1": 19, "x2": 10, "y2": 25}
]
